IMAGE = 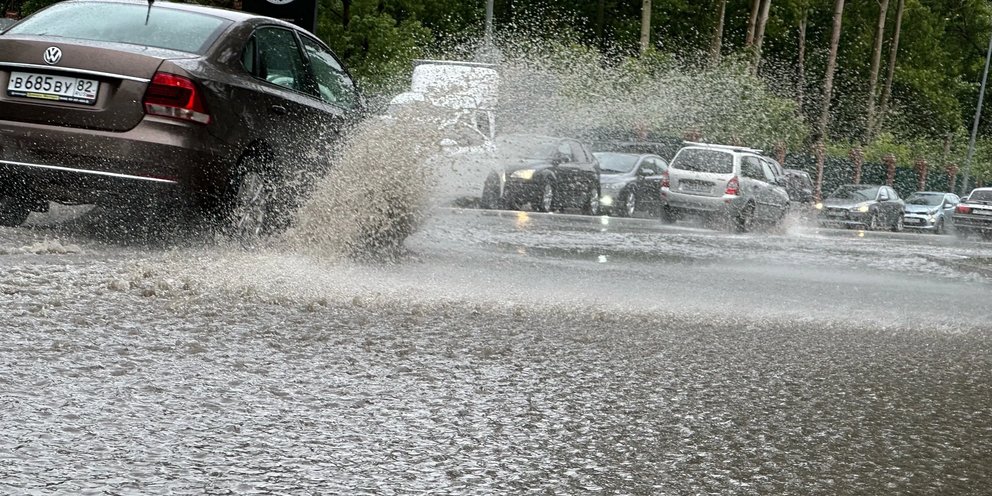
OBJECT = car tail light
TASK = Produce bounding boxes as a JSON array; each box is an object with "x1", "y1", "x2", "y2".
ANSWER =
[
  {"x1": 660, "y1": 170, "x2": 670, "y2": 189},
  {"x1": 956, "y1": 204, "x2": 972, "y2": 214},
  {"x1": 725, "y1": 176, "x2": 740, "y2": 196},
  {"x1": 143, "y1": 72, "x2": 211, "y2": 124}
]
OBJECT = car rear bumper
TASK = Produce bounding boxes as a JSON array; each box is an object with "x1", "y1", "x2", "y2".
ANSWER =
[
  {"x1": 952, "y1": 215, "x2": 992, "y2": 231},
  {"x1": 0, "y1": 116, "x2": 233, "y2": 206},
  {"x1": 663, "y1": 189, "x2": 742, "y2": 216}
]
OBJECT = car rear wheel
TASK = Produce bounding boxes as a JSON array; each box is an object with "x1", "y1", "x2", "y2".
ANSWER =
[
  {"x1": 622, "y1": 190, "x2": 637, "y2": 217},
  {"x1": 226, "y1": 168, "x2": 275, "y2": 244},
  {"x1": 0, "y1": 197, "x2": 30, "y2": 227},
  {"x1": 536, "y1": 181, "x2": 555, "y2": 213},
  {"x1": 660, "y1": 206, "x2": 676, "y2": 224},
  {"x1": 582, "y1": 185, "x2": 600, "y2": 216},
  {"x1": 480, "y1": 175, "x2": 502, "y2": 210},
  {"x1": 735, "y1": 203, "x2": 755, "y2": 233}
]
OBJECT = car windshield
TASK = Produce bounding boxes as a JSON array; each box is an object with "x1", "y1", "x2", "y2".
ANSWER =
[
  {"x1": 830, "y1": 185, "x2": 879, "y2": 201},
  {"x1": 594, "y1": 153, "x2": 639, "y2": 174},
  {"x1": 968, "y1": 190, "x2": 992, "y2": 203},
  {"x1": 6, "y1": 2, "x2": 230, "y2": 54},
  {"x1": 671, "y1": 148, "x2": 733, "y2": 173},
  {"x1": 906, "y1": 194, "x2": 944, "y2": 206}
]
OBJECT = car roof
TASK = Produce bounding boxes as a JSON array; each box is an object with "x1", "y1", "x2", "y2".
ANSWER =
[
  {"x1": 593, "y1": 151, "x2": 658, "y2": 158},
  {"x1": 61, "y1": 0, "x2": 273, "y2": 24},
  {"x1": 681, "y1": 141, "x2": 763, "y2": 154}
]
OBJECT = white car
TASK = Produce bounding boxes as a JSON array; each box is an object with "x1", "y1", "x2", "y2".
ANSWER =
[{"x1": 660, "y1": 142, "x2": 790, "y2": 231}]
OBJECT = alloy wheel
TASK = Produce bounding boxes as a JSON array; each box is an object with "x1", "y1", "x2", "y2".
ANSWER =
[
  {"x1": 539, "y1": 182, "x2": 554, "y2": 213},
  {"x1": 228, "y1": 171, "x2": 271, "y2": 242},
  {"x1": 624, "y1": 191, "x2": 636, "y2": 217}
]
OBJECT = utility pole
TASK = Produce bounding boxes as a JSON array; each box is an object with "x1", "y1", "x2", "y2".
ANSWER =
[
  {"x1": 962, "y1": 28, "x2": 992, "y2": 196},
  {"x1": 640, "y1": 0, "x2": 651, "y2": 54}
]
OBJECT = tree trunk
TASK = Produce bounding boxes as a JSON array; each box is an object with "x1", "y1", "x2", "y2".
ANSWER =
[
  {"x1": 342, "y1": 0, "x2": 351, "y2": 28},
  {"x1": 816, "y1": 0, "x2": 844, "y2": 199},
  {"x1": 709, "y1": 0, "x2": 727, "y2": 65},
  {"x1": 816, "y1": 0, "x2": 845, "y2": 145},
  {"x1": 864, "y1": 0, "x2": 890, "y2": 142},
  {"x1": 745, "y1": 0, "x2": 760, "y2": 47},
  {"x1": 797, "y1": 10, "x2": 807, "y2": 115},
  {"x1": 752, "y1": 0, "x2": 773, "y2": 71},
  {"x1": 875, "y1": 0, "x2": 905, "y2": 136},
  {"x1": 640, "y1": 0, "x2": 652, "y2": 53}
]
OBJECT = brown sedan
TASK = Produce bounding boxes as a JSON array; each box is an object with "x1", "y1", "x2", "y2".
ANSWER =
[{"x1": 0, "y1": 0, "x2": 361, "y2": 237}]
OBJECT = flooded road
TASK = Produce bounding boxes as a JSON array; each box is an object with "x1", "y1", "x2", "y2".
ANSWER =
[{"x1": 2, "y1": 207, "x2": 991, "y2": 494}]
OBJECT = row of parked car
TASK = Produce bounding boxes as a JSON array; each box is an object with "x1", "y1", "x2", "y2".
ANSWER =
[
  {"x1": 817, "y1": 185, "x2": 992, "y2": 239},
  {"x1": 472, "y1": 134, "x2": 992, "y2": 239},
  {"x1": 475, "y1": 136, "x2": 813, "y2": 232}
]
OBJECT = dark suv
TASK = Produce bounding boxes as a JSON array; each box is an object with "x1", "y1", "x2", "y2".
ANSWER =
[{"x1": 0, "y1": 0, "x2": 361, "y2": 237}]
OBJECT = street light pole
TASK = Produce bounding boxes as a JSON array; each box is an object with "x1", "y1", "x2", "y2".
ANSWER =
[
  {"x1": 962, "y1": 28, "x2": 992, "y2": 196},
  {"x1": 484, "y1": 0, "x2": 494, "y2": 56}
]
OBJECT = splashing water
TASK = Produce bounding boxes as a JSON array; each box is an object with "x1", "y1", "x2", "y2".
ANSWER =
[{"x1": 279, "y1": 109, "x2": 442, "y2": 261}]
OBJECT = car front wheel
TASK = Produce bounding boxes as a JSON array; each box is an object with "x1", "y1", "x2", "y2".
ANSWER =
[
  {"x1": 536, "y1": 181, "x2": 555, "y2": 213},
  {"x1": 891, "y1": 215, "x2": 904, "y2": 232},
  {"x1": 867, "y1": 212, "x2": 880, "y2": 231},
  {"x1": 622, "y1": 190, "x2": 637, "y2": 217}
]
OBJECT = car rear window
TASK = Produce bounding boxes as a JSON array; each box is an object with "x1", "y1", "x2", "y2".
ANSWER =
[
  {"x1": 7, "y1": 2, "x2": 230, "y2": 54},
  {"x1": 968, "y1": 190, "x2": 992, "y2": 203},
  {"x1": 671, "y1": 148, "x2": 733, "y2": 174}
]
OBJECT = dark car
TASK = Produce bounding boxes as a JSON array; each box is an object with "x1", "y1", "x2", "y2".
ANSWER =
[
  {"x1": 783, "y1": 169, "x2": 814, "y2": 205},
  {"x1": 0, "y1": 0, "x2": 361, "y2": 237},
  {"x1": 594, "y1": 152, "x2": 667, "y2": 217},
  {"x1": 952, "y1": 187, "x2": 992, "y2": 240},
  {"x1": 480, "y1": 135, "x2": 600, "y2": 214},
  {"x1": 817, "y1": 184, "x2": 905, "y2": 231}
]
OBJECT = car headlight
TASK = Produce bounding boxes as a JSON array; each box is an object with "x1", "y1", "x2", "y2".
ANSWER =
[
  {"x1": 855, "y1": 203, "x2": 870, "y2": 213},
  {"x1": 601, "y1": 195, "x2": 614, "y2": 206},
  {"x1": 511, "y1": 169, "x2": 535, "y2": 180},
  {"x1": 814, "y1": 202, "x2": 824, "y2": 210}
]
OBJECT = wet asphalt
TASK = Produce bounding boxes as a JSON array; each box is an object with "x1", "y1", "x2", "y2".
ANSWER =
[{"x1": 1, "y1": 206, "x2": 991, "y2": 494}]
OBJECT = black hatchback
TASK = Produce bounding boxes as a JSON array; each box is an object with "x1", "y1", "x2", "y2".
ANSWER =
[
  {"x1": 480, "y1": 134, "x2": 601, "y2": 214},
  {"x1": 0, "y1": 0, "x2": 361, "y2": 237}
]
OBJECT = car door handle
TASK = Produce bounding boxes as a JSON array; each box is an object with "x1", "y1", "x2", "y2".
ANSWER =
[{"x1": 270, "y1": 105, "x2": 288, "y2": 115}]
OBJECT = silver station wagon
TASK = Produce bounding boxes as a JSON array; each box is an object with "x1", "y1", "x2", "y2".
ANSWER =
[{"x1": 660, "y1": 143, "x2": 790, "y2": 232}]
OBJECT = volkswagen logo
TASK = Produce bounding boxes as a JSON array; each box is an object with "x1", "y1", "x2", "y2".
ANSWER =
[{"x1": 43, "y1": 47, "x2": 62, "y2": 65}]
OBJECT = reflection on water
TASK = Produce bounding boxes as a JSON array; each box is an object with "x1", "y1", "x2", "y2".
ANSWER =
[
  {"x1": 515, "y1": 211, "x2": 532, "y2": 230},
  {"x1": 597, "y1": 254, "x2": 608, "y2": 263}
]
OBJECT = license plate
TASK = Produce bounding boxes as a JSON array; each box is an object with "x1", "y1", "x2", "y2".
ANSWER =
[
  {"x1": 904, "y1": 217, "x2": 922, "y2": 224},
  {"x1": 7, "y1": 71, "x2": 98, "y2": 105},
  {"x1": 974, "y1": 208, "x2": 992, "y2": 216},
  {"x1": 681, "y1": 183, "x2": 709, "y2": 192}
]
